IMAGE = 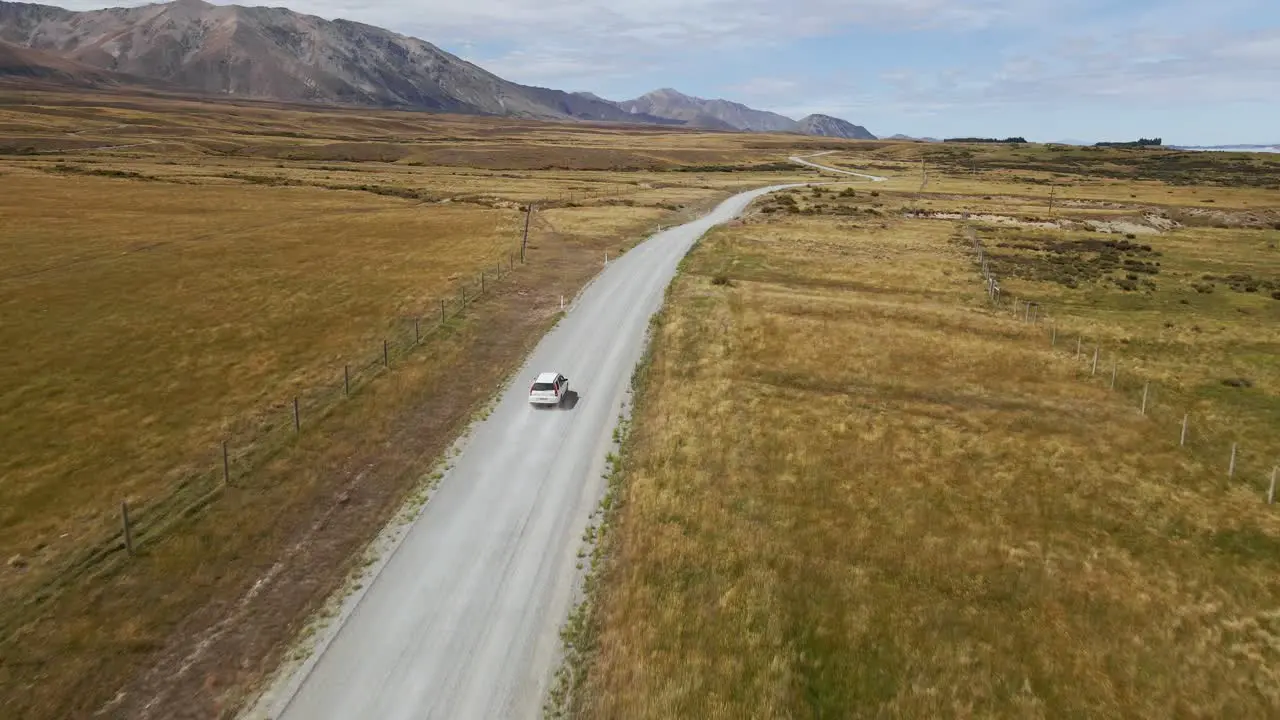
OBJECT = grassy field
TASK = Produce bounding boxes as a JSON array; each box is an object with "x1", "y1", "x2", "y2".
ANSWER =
[
  {"x1": 0, "y1": 88, "x2": 839, "y2": 719},
  {"x1": 567, "y1": 150, "x2": 1280, "y2": 718}
]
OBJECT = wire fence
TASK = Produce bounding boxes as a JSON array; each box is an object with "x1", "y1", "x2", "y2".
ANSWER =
[
  {"x1": 0, "y1": 240, "x2": 534, "y2": 640},
  {"x1": 965, "y1": 225, "x2": 1279, "y2": 500}
]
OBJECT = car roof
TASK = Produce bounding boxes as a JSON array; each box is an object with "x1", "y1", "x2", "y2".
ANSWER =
[{"x1": 535, "y1": 371, "x2": 560, "y2": 383}]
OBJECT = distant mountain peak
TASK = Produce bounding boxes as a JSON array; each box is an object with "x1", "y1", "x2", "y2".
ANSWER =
[
  {"x1": 621, "y1": 87, "x2": 877, "y2": 139},
  {"x1": 0, "y1": 0, "x2": 678, "y2": 124},
  {"x1": 797, "y1": 114, "x2": 875, "y2": 140},
  {"x1": 0, "y1": 0, "x2": 876, "y2": 139}
]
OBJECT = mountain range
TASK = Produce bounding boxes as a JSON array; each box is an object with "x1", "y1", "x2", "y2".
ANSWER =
[
  {"x1": 0, "y1": 0, "x2": 877, "y2": 139},
  {"x1": 602, "y1": 87, "x2": 874, "y2": 139}
]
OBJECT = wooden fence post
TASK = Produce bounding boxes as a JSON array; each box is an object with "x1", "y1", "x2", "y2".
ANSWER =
[
  {"x1": 293, "y1": 396, "x2": 300, "y2": 432},
  {"x1": 1091, "y1": 347, "x2": 1099, "y2": 376},
  {"x1": 222, "y1": 440, "x2": 230, "y2": 484},
  {"x1": 1141, "y1": 382, "x2": 1149, "y2": 416},
  {"x1": 383, "y1": 340, "x2": 389, "y2": 368},
  {"x1": 441, "y1": 299, "x2": 446, "y2": 324},
  {"x1": 344, "y1": 364, "x2": 350, "y2": 396},
  {"x1": 1110, "y1": 362, "x2": 1117, "y2": 390},
  {"x1": 415, "y1": 318, "x2": 420, "y2": 344},
  {"x1": 1269, "y1": 468, "x2": 1277, "y2": 505},
  {"x1": 122, "y1": 501, "x2": 135, "y2": 557},
  {"x1": 1180, "y1": 414, "x2": 1188, "y2": 446},
  {"x1": 1229, "y1": 443, "x2": 1238, "y2": 479},
  {"x1": 1076, "y1": 337, "x2": 1082, "y2": 360}
]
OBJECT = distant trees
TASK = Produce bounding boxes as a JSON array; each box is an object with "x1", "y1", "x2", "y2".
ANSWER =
[
  {"x1": 1094, "y1": 138, "x2": 1163, "y2": 148},
  {"x1": 943, "y1": 137, "x2": 1028, "y2": 144}
]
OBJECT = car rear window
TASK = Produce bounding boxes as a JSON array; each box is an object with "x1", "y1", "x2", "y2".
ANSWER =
[{"x1": 532, "y1": 382, "x2": 556, "y2": 391}]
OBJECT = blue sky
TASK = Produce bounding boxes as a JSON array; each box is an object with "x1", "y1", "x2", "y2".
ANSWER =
[{"x1": 65, "y1": 0, "x2": 1280, "y2": 144}]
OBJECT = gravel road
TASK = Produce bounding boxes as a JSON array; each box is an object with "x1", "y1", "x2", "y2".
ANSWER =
[
  {"x1": 243, "y1": 182, "x2": 817, "y2": 720},
  {"x1": 789, "y1": 151, "x2": 887, "y2": 181}
]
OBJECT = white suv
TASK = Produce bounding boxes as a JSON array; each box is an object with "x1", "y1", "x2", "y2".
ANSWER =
[{"x1": 529, "y1": 371, "x2": 569, "y2": 407}]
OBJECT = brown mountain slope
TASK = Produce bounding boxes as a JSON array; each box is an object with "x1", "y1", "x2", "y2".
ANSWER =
[
  {"x1": 618, "y1": 88, "x2": 798, "y2": 132},
  {"x1": 0, "y1": 0, "x2": 682, "y2": 124},
  {"x1": 611, "y1": 88, "x2": 879, "y2": 139},
  {"x1": 0, "y1": 37, "x2": 121, "y2": 84},
  {"x1": 796, "y1": 113, "x2": 876, "y2": 140}
]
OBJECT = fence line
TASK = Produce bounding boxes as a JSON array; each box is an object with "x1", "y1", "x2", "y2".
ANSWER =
[
  {"x1": 963, "y1": 223, "x2": 1278, "y2": 500},
  {"x1": 0, "y1": 238, "x2": 532, "y2": 640},
  {"x1": 2, "y1": 180, "x2": 830, "y2": 637}
]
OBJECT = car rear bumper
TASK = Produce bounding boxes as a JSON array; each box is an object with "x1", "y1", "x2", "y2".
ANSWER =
[{"x1": 529, "y1": 395, "x2": 560, "y2": 405}]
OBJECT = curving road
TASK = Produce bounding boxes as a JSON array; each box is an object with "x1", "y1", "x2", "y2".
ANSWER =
[
  {"x1": 242, "y1": 182, "x2": 837, "y2": 720},
  {"x1": 789, "y1": 150, "x2": 887, "y2": 181}
]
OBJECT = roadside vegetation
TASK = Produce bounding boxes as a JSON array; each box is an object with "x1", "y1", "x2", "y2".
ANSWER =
[
  {"x1": 6, "y1": 88, "x2": 1279, "y2": 718},
  {"x1": 0, "y1": 89, "x2": 833, "y2": 719},
  {"x1": 570, "y1": 147, "x2": 1280, "y2": 718}
]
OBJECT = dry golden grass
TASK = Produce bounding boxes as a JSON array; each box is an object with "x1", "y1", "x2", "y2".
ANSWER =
[
  {"x1": 0, "y1": 87, "x2": 852, "y2": 719},
  {"x1": 0, "y1": 90, "x2": 826, "y2": 590},
  {"x1": 0, "y1": 172, "x2": 522, "y2": 584},
  {"x1": 575, "y1": 182, "x2": 1280, "y2": 717}
]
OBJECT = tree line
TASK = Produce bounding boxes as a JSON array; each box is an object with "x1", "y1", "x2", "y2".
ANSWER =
[
  {"x1": 943, "y1": 137, "x2": 1028, "y2": 144},
  {"x1": 1094, "y1": 138, "x2": 1163, "y2": 148}
]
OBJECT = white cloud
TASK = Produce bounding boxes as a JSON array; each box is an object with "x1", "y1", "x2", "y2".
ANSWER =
[
  {"x1": 877, "y1": 23, "x2": 1280, "y2": 113},
  {"x1": 58, "y1": 0, "x2": 1060, "y2": 50},
  {"x1": 45, "y1": 0, "x2": 1280, "y2": 133},
  {"x1": 47, "y1": 0, "x2": 1080, "y2": 100},
  {"x1": 727, "y1": 77, "x2": 801, "y2": 101}
]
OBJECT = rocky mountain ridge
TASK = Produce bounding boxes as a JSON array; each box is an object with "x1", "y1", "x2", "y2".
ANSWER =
[
  {"x1": 603, "y1": 88, "x2": 876, "y2": 139},
  {"x1": 0, "y1": 0, "x2": 876, "y2": 138}
]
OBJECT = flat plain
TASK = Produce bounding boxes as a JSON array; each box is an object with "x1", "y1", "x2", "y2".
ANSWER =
[
  {"x1": 5, "y1": 89, "x2": 1280, "y2": 719},
  {"x1": 567, "y1": 143, "x2": 1280, "y2": 718},
  {"x1": 0, "y1": 88, "x2": 832, "y2": 719}
]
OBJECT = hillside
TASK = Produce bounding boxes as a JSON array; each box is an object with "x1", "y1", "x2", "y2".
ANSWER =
[
  {"x1": 0, "y1": 37, "x2": 117, "y2": 83},
  {"x1": 0, "y1": 1, "x2": 878, "y2": 137},
  {"x1": 612, "y1": 88, "x2": 878, "y2": 139},
  {"x1": 616, "y1": 88, "x2": 795, "y2": 132},
  {"x1": 796, "y1": 113, "x2": 874, "y2": 140},
  {"x1": 0, "y1": 0, "x2": 679, "y2": 124}
]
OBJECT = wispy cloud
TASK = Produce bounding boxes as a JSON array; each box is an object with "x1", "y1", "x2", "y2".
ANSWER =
[
  {"x1": 58, "y1": 0, "x2": 1060, "y2": 57},
  {"x1": 47, "y1": 0, "x2": 1280, "y2": 142},
  {"x1": 890, "y1": 26, "x2": 1280, "y2": 109}
]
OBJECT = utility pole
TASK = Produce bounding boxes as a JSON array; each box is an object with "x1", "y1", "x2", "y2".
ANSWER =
[
  {"x1": 1048, "y1": 184, "x2": 1056, "y2": 216},
  {"x1": 520, "y1": 203, "x2": 534, "y2": 263}
]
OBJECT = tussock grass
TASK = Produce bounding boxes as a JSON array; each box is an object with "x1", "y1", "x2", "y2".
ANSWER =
[
  {"x1": 576, "y1": 210, "x2": 1280, "y2": 718},
  {"x1": 0, "y1": 87, "x2": 847, "y2": 719}
]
